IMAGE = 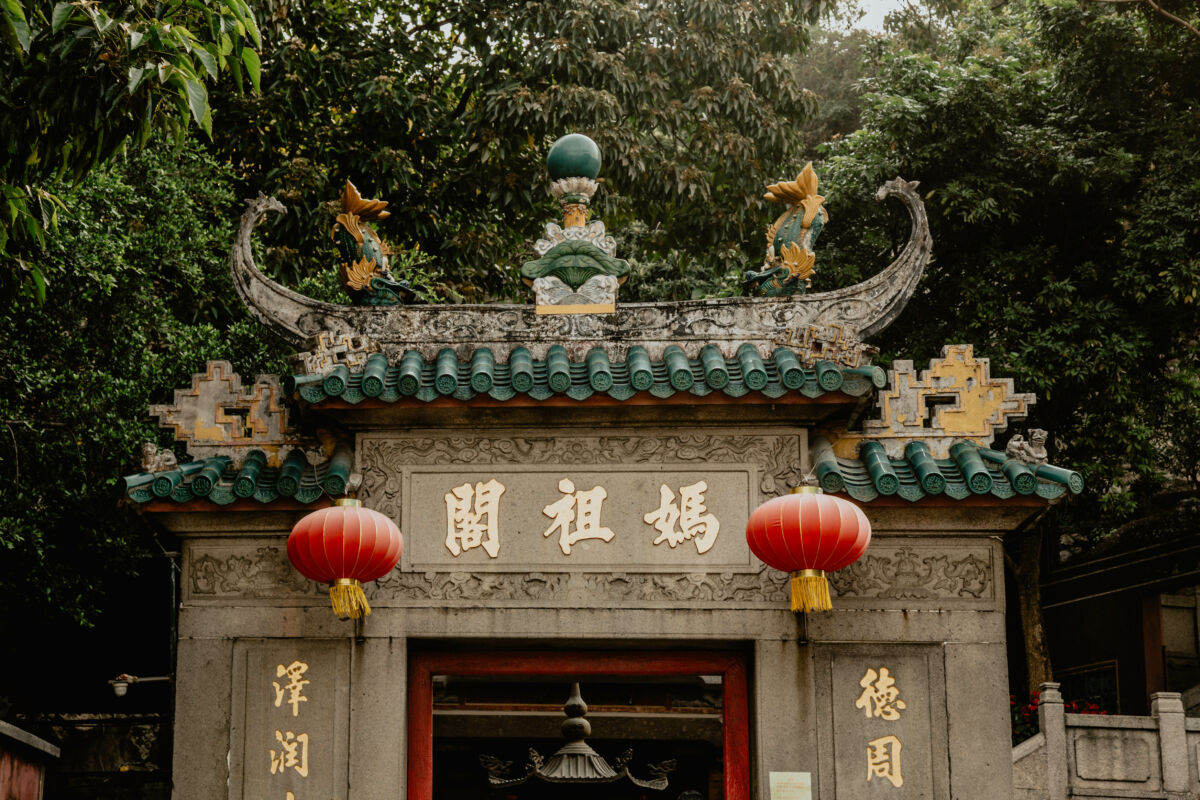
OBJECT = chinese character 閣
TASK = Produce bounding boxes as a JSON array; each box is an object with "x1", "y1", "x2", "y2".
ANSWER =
[
  {"x1": 542, "y1": 478, "x2": 614, "y2": 555},
  {"x1": 643, "y1": 480, "x2": 720, "y2": 554},
  {"x1": 444, "y1": 479, "x2": 506, "y2": 558}
]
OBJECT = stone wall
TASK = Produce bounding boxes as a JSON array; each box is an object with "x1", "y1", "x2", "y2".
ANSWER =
[{"x1": 166, "y1": 423, "x2": 1027, "y2": 800}]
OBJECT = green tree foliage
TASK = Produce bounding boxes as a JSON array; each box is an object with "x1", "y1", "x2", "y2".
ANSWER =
[
  {"x1": 1, "y1": 0, "x2": 261, "y2": 299},
  {"x1": 0, "y1": 142, "x2": 284, "y2": 709},
  {"x1": 816, "y1": 0, "x2": 1200, "y2": 520},
  {"x1": 793, "y1": 27, "x2": 876, "y2": 157},
  {"x1": 207, "y1": 0, "x2": 833, "y2": 302},
  {"x1": 809, "y1": 0, "x2": 1200, "y2": 692}
]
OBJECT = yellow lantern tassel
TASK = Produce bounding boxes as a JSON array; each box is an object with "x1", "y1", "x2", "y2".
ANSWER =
[
  {"x1": 329, "y1": 578, "x2": 371, "y2": 619},
  {"x1": 790, "y1": 569, "x2": 832, "y2": 613}
]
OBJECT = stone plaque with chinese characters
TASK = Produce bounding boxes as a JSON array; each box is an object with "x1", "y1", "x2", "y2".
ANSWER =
[
  {"x1": 815, "y1": 646, "x2": 948, "y2": 800},
  {"x1": 405, "y1": 465, "x2": 754, "y2": 571},
  {"x1": 231, "y1": 641, "x2": 350, "y2": 800}
]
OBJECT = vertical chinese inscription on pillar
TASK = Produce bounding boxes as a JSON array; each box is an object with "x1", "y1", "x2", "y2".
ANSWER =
[
  {"x1": 273, "y1": 661, "x2": 309, "y2": 717},
  {"x1": 866, "y1": 735, "x2": 903, "y2": 788},
  {"x1": 856, "y1": 667, "x2": 905, "y2": 788},
  {"x1": 269, "y1": 660, "x2": 311, "y2": 793}
]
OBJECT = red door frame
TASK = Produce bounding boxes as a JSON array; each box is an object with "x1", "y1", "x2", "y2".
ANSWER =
[{"x1": 407, "y1": 650, "x2": 751, "y2": 800}]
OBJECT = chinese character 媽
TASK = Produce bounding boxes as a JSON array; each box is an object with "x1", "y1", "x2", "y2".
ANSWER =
[
  {"x1": 270, "y1": 730, "x2": 309, "y2": 777},
  {"x1": 643, "y1": 481, "x2": 720, "y2": 554},
  {"x1": 855, "y1": 667, "x2": 906, "y2": 721},
  {"x1": 542, "y1": 478, "x2": 614, "y2": 555},
  {"x1": 273, "y1": 661, "x2": 309, "y2": 717},
  {"x1": 866, "y1": 734, "x2": 903, "y2": 787},
  {"x1": 445, "y1": 479, "x2": 506, "y2": 558}
]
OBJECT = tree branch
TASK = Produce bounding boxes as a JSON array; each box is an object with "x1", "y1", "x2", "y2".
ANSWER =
[{"x1": 1087, "y1": 0, "x2": 1200, "y2": 39}]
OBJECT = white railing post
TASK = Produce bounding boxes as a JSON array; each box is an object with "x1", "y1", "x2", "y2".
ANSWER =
[
  {"x1": 1039, "y1": 682, "x2": 1069, "y2": 800},
  {"x1": 1150, "y1": 691, "x2": 1189, "y2": 794}
]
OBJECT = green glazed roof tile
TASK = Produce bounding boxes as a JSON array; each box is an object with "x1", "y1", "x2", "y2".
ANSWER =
[
  {"x1": 813, "y1": 439, "x2": 1083, "y2": 504},
  {"x1": 288, "y1": 345, "x2": 875, "y2": 406},
  {"x1": 118, "y1": 442, "x2": 352, "y2": 508}
]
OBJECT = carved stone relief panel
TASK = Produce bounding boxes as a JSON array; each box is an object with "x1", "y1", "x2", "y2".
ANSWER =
[
  {"x1": 184, "y1": 538, "x2": 999, "y2": 611},
  {"x1": 828, "y1": 537, "x2": 1001, "y2": 610},
  {"x1": 184, "y1": 540, "x2": 792, "y2": 608}
]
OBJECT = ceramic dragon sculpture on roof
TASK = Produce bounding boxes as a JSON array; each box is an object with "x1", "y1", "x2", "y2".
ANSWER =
[{"x1": 229, "y1": 135, "x2": 931, "y2": 361}]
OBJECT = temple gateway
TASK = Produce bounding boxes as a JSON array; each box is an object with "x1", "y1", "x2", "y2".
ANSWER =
[{"x1": 119, "y1": 135, "x2": 1081, "y2": 800}]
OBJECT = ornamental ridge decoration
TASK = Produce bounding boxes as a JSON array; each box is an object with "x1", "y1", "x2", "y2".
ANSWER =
[
  {"x1": 150, "y1": 360, "x2": 296, "y2": 465},
  {"x1": 229, "y1": 174, "x2": 931, "y2": 358}
]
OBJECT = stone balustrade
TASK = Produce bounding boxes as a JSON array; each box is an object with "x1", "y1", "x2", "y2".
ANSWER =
[{"x1": 1014, "y1": 682, "x2": 1200, "y2": 799}]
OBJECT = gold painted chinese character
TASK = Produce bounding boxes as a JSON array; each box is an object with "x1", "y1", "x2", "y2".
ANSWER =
[
  {"x1": 444, "y1": 479, "x2": 506, "y2": 558},
  {"x1": 270, "y1": 730, "x2": 309, "y2": 777},
  {"x1": 855, "y1": 667, "x2": 906, "y2": 721},
  {"x1": 643, "y1": 481, "x2": 720, "y2": 554},
  {"x1": 272, "y1": 661, "x2": 309, "y2": 717},
  {"x1": 542, "y1": 478, "x2": 614, "y2": 555},
  {"x1": 866, "y1": 735, "x2": 903, "y2": 787}
]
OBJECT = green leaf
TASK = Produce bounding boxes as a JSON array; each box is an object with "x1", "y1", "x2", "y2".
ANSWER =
[
  {"x1": 30, "y1": 265, "x2": 46, "y2": 303},
  {"x1": 194, "y1": 46, "x2": 218, "y2": 79},
  {"x1": 221, "y1": 0, "x2": 261, "y2": 48},
  {"x1": 240, "y1": 47, "x2": 260, "y2": 93},
  {"x1": 1, "y1": 0, "x2": 31, "y2": 51},
  {"x1": 128, "y1": 65, "x2": 146, "y2": 94},
  {"x1": 51, "y1": 2, "x2": 74, "y2": 33},
  {"x1": 182, "y1": 78, "x2": 211, "y2": 137},
  {"x1": 129, "y1": 29, "x2": 144, "y2": 50}
]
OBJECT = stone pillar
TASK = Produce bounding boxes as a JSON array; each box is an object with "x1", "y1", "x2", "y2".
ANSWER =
[
  {"x1": 1150, "y1": 691, "x2": 1189, "y2": 795},
  {"x1": 1038, "y1": 682, "x2": 1069, "y2": 800},
  {"x1": 348, "y1": 636, "x2": 408, "y2": 800}
]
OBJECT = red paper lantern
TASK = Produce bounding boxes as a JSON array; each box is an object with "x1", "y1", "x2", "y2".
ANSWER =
[
  {"x1": 744, "y1": 486, "x2": 871, "y2": 613},
  {"x1": 288, "y1": 498, "x2": 403, "y2": 619}
]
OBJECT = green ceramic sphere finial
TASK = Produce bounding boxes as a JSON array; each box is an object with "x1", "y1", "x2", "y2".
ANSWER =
[{"x1": 546, "y1": 134, "x2": 602, "y2": 181}]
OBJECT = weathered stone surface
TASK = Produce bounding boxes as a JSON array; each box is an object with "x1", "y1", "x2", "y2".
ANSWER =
[
  {"x1": 946, "y1": 643, "x2": 1012, "y2": 799},
  {"x1": 228, "y1": 639, "x2": 350, "y2": 800},
  {"x1": 812, "y1": 643, "x2": 949, "y2": 800},
  {"x1": 1073, "y1": 731, "x2": 1153, "y2": 782},
  {"x1": 829, "y1": 538, "x2": 1000, "y2": 609},
  {"x1": 171, "y1": 639, "x2": 234, "y2": 800},
  {"x1": 1013, "y1": 683, "x2": 1200, "y2": 800}
]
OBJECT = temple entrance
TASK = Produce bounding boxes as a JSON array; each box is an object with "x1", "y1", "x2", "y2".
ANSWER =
[{"x1": 407, "y1": 651, "x2": 750, "y2": 800}]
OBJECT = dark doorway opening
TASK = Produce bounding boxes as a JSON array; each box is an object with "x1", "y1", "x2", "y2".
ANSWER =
[{"x1": 408, "y1": 651, "x2": 749, "y2": 800}]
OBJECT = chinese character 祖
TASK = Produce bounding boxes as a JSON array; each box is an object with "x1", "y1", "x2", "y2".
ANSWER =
[
  {"x1": 643, "y1": 481, "x2": 720, "y2": 554},
  {"x1": 542, "y1": 478, "x2": 614, "y2": 555},
  {"x1": 855, "y1": 667, "x2": 906, "y2": 721},
  {"x1": 445, "y1": 479, "x2": 506, "y2": 558},
  {"x1": 272, "y1": 661, "x2": 310, "y2": 717},
  {"x1": 866, "y1": 735, "x2": 903, "y2": 787},
  {"x1": 270, "y1": 730, "x2": 309, "y2": 777}
]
